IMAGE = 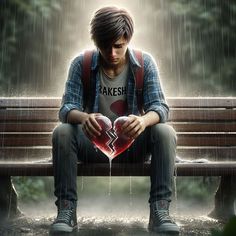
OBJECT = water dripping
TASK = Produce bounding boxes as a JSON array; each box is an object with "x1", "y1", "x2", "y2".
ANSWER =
[
  {"x1": 129, "y1": 176, "x2": 133, "y2": 206},
  {"x1": 108, "y1": 157, "x2": 112, "y2": 196},
  {"x1": 80, "y1": 176, "x2": 84, "y2": 192},
  {"x1": 173, "y1": 165, "x2": 178, "y2": 215}
]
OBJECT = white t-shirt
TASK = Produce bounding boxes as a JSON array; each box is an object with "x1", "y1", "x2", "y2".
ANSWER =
[{"x1": 98, "y1": 63, "x2": 129, "y2": 122}]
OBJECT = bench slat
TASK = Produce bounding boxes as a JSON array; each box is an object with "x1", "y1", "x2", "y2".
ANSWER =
[
  {"x1": 0, "y1": 123, "x2": 59, "y2": 132},
  {"x1": 1, "y1": 97, "x2": 236, "y2": 108},
  {"x1": 169, "y1": 109, "x2": 236, "y2": 121},
  {"x1": 0, "y1": 147, "x2": 52, "y2": 161},
  {"x1": 0, "y1": 110, "x2": 58, "y2": 122},
  {"x1": 1, "y1": 147, "x2": 236, "y2": 161},
  {"x1": 167, "y1": 97, "x2": 236, "y2": 108},
  {"x1": 1, "y1": 109, "x2": 236, "y2": 121},
  {"x1": 0, "y1": 98, "x2": 61, "y2": 108},
  {"x1": 171, "y1": 123, "x2": 236, "y2": 132},
  {"x1": 1, "y1": 122, "x2": 236, "y2": 132},
  {"x1": 0, "y1": 162, "x2": 235, "y2": 176},
  {"x1": 177, "y1": 133, "x2": 236, "y2": 146},
  {"x1": 1, "y1": 133, "x2": 236, "y2": 146}
]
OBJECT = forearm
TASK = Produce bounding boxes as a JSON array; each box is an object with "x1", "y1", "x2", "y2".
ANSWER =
[
  {"x1": 66, "y1": 109, "x2": 89, "y2": 124},
  {"x1": 142, "y1": 111, "x2": 160, "y2": 127}
]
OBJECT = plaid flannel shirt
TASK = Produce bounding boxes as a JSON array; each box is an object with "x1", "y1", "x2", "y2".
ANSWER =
[{"x1": 59, "y1": 47, "x2": 169, "y2": 123}]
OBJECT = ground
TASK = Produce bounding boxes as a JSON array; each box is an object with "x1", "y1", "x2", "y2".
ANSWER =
[
  {"x1": 0, "y1": 197, "x2": 224, "y2": 236},
  {"x1": 0, "y1": 215, "x2": 223, "y2": 236}
]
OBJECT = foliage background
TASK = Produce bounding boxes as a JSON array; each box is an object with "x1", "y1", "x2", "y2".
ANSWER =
[{"x1": 1, "y1": 0, "x2": 235, "y2": 96}]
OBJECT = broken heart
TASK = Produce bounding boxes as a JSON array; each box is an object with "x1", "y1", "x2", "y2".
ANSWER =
[{"x1": 90, "y1": 115, "x2": 134, "y2": 159}]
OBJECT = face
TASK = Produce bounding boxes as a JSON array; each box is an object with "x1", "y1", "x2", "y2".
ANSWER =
[{"x1": 98, "y1": 36, "x2": 129, "y2": 67}]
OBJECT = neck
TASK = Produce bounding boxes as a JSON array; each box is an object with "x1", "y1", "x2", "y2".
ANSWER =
[
  {"x1": 101, "y1": 55, "x2": 128, "y2": 78},
  {"x1": 101, "y1": 55, "x2": 127, "y2": 70}
]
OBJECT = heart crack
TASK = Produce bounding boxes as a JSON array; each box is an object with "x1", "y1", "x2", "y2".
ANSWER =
[
  {"x1": 106, "y1": 129, "x2": 118, "y2": 155},
  {"x1": 91, "y1": 116, "x2": 134, "y2": 159}
]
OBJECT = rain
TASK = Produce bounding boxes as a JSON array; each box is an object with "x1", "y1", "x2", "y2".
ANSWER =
[{"x1": 0, "y1": 0, "x2": 236, "y2": 235}]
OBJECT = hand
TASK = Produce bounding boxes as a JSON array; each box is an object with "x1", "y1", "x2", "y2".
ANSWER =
[
  {"x1": 81, "y1": 113, "x2": 102, "y2": 139},
  {"x1": 121, "y1": 115, "x2": 147, "y2": 140}
]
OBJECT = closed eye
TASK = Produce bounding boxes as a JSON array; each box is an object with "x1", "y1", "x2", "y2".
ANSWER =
[{"x1": 113, "y1": 44, "x2": 124, "y2": 48}]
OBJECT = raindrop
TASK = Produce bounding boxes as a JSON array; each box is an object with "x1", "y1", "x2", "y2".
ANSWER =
[
  {"x1": 129, "y1": 176, "x2": 133, "y2": 206},
  {"x1": 80, "y1": 176, "x2": 84, "y2": 192}
]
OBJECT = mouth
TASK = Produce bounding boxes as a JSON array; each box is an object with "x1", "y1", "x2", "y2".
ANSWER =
[
  {"x1": 109, "y1": 57, "x2": 118, "y2": 61},
  {"x1": 109, "y1": 59, "x2": 118, "y2": 63}
]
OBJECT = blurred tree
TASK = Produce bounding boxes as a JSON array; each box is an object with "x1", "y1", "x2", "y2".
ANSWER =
[
  {"x1": 0, "y1": 0, "x2": 235, "y2": 96},
  {"x1": 167, "y1": 0, "x2": 236, "y2": 95},
  {"x1": 0, "y1": 0, "x2": 62, "y2": 95},
  {"x1": 13, "y1": 177, "x2": 48, "y2": 201}
]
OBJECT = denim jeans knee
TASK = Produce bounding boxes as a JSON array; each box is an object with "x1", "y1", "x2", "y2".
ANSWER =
[{"x1": 150, "y1": 123, "x2": 177, "y2": 145}]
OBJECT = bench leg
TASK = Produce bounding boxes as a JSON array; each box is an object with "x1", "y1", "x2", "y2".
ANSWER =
[
  {"x1": 209, "y1": 176, "x2": 236, "y2": 222},
  {"x1": 0, "y1": 176, "x2": 21, "y2": 220}
]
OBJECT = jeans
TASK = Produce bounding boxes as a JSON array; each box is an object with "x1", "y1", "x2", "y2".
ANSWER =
[{"x1": 52, "y1": 123, "x2": 177, "y2": 207}]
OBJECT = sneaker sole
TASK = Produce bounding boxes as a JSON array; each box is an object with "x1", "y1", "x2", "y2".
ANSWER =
[
  {"x1": 50, "y1": 223, "x2": 78, "y2": 233},
  {"x1": 149, "y1": 223, "x2": 180, "y2": 234}
]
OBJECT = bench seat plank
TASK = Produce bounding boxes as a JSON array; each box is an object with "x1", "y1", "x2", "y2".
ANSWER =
[
  {"x1": 1, "y1": 133, "x2": 236, "y2": 146},
  {"x1": 0, "y1": 162, "x2": 235, "y2": 176},
  {"x1": 0, "y1": 110, "x2": 59, "y2": 122},
  {"x1": 1, "y1": 109, "x2": 236, "y2": 122},
  {"x1": 0, "y1": 97, "x2": 61, "y2": 108},
  {"x1": 1, "y1": 122, "x2": 236, "y2": 132},
  {"x1": 0, "y1": 123, "x2": 59, "y2": 132},
  {"x1": 167, "y1": 97, "x2": 236, "y2": 108},
  {"x1": 171, "y1": 123, "x2": 236, "y2": 132},
  {"x1": 169, "y1": 109, "x2": 236, "y2": 121},
  {"x1": 1, "y1": 97, "x2": 236, "y2": 108},
  {"x1": 1, "y1": 147, "x2": 235, "y2": 162}
]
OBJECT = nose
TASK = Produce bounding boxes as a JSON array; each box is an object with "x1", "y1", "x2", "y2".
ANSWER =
[{"x1": 108, "y1": 47, "x2": 116, "y2": 57}]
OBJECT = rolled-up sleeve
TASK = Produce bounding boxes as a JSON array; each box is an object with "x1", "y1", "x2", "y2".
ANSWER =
[
  {"x1": 143, "y1": 53, "x2": 169, "y2": 123},
  {"x1": 59, "y1": 55, "x2": 84, "y2": 123}
]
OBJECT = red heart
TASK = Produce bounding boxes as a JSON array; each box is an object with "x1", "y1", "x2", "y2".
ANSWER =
[
  {"x1": 110, "y1": 100, "x2": 128, "y2": 116},
  {"x1": 90, "y1": 116, "x2": 134, "y2": 159}
]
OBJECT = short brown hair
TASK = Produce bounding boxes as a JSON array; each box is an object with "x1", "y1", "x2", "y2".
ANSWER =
[{"x1": 90, "y1": 6, "x2": 134, "y2": 48}]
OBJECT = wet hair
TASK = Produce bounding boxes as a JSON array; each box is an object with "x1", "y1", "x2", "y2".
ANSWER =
[{"x1": 90, "y1": 6, "x2": 134, "y2": 48}]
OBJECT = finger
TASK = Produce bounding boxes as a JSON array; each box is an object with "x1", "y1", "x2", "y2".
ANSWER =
[
  {"x1": 121, "y1": 116, "x2": 135, "y2": 130},
  {"x1": 86, "y1": 120, "x2": 101, "y2": 137},
  {"x1": 129, "y1": 125, "x2": 140, "y2": 136},
  {"x1": 94, "y1": 113, "x2": 103, "y2": 117},
  {"x1": 122, "y1": 116, "x2": 137, "y2": 129},
  {"x1": 132, "y1": 130, "x2": 142, "y2": 139},
  {"x1": 121, "y1": 120, "x2": 130, "y2": 130},
  {"x1": 82, "y1": 125, "x2": 93, "y2": 139},
  {"x1": 90, "y1": 117, "x2": 102, "y2": 132},
  {"x1": 130, "y1": 126, "x2": 143, "y2": 139},
  {"x1": 126, "y1": 125, "x2": 141, "y2": 138},
  {"x1": 123, "y1": 119, "x2": 139, "y2": 134}
]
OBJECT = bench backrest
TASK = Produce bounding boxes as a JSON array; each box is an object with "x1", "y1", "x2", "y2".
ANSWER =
[{"x1": 0, "y1": 97, "x2": 235, "y2": 163}]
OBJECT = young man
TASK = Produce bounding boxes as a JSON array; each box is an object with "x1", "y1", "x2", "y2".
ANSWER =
[{"x1": 51, "y1": 6, "x2": 180, "y2": 234}]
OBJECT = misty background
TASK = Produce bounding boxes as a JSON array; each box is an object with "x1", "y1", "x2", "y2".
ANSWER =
[
  {"x1": 1, "y1": 0, "x2": 236, "y2": 97},
  {"x1": 0, "y1": 0, "x2": 235, "y2": 221}
]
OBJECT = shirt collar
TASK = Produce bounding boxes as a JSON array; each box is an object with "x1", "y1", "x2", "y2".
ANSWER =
[{"x1": 91, "y1": 47, "x2": 141, "y2": 71}]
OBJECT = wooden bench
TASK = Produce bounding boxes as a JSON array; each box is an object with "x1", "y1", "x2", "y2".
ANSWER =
[{"x1": 0, "y1": 97, "x2": 236, "y2": 220}]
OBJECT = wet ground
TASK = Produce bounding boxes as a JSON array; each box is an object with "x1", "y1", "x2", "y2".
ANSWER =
[
  {"x1": 0, "y1": 197, "x2": 224, "y2": 236},
  {"x1": 0, "y1": 214, "x2": 223, "y2": 236}
]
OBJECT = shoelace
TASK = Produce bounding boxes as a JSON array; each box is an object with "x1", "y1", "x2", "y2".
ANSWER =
[
  {"x1": 56, "y1": 209, "x2": 73, "y2": 223},
  {"x1": 154, "y1": 209, "x2": 173, "y2": 224}
]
